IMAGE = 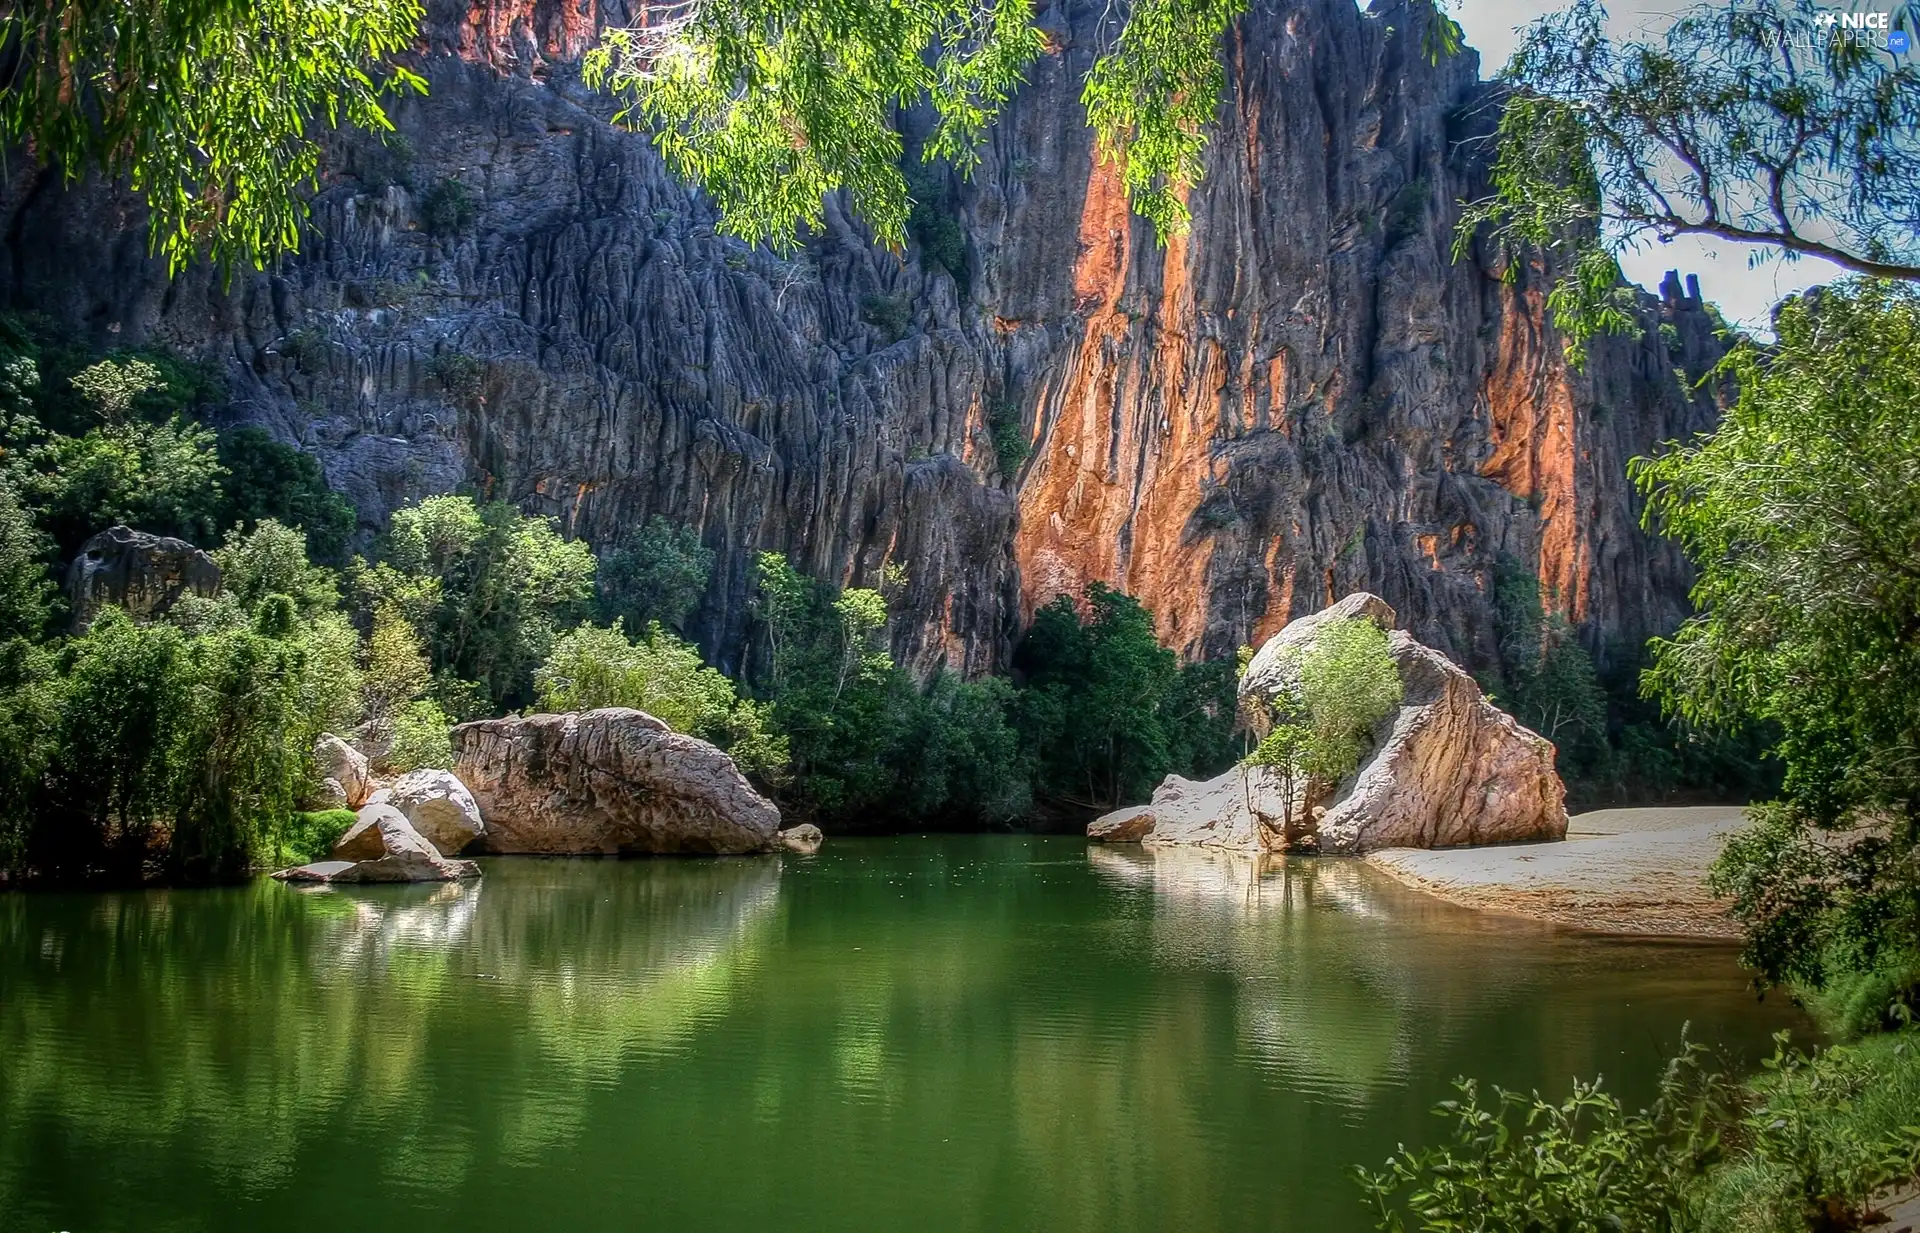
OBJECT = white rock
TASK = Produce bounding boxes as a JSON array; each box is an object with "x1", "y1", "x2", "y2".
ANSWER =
[
  {"x1": 314, "y1": 734, "x2": 372, "y2": 808},
  {"x1": 385, "y1": 769, "x2": 486, "y2": 856}
]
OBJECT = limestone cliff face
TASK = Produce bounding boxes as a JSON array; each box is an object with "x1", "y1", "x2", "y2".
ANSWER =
[{"x1": 0, "y1": 0, "x2": 1723, "y2": 679}]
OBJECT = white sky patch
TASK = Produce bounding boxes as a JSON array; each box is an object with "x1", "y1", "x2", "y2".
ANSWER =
[{"x1": 1447, "y1": 0, "x2": 1853, "y2": 332}]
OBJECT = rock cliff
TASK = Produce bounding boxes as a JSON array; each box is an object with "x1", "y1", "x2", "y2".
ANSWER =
[{"x1": 0, "y1": 0, "x2": 1724, "y2": 679}]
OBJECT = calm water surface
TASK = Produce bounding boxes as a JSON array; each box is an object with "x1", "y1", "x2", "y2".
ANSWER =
[{"x1": 0, "y1": 836, "x2": 1806, "y2": 1232}]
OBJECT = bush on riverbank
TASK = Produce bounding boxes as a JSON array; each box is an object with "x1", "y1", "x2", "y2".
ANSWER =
[{"x1": 1359, "y1": 1029, "x2": 1920, "y2": 1233}]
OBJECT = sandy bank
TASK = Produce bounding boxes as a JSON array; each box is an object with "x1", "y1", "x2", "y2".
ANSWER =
[{"x1": 1365, "y1": 806, "x2": 1750, "y2": 938}]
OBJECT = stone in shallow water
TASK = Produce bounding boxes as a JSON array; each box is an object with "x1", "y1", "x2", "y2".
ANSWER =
[
  {"x1": 1090, "y1": 593, "x2": 1567, "y2": 854},
  {"x1": 452, "y1": 708, "x2": 782, "y2": 855},
  {"x1": 777, "y1": 824, "x2": 824, "y2": 854},
  {"x1": 282, "y1": 804, "x2": 479, "y2": 883}
]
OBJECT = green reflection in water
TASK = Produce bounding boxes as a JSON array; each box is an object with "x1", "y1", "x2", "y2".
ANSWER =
[{"x1": 0, "y1": 836, "x2": 1804, "y2": 1233}]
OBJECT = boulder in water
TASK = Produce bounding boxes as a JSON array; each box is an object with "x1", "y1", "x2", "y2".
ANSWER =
[
  {"x1": 1090, "y1": 593, "x2": 1567, "y2": 853},
  {"x1": 776, "y1": 824, "x2": 824, "y2": 854},
  {"x1": 452, "y1": 708, "x2": 782, "y2": 855},
  {"x1": 283, "y1": 804, "x2": 478, "y2": 883},
  {"x1": 385, "y1": 769, "x2": 485, "y2": 855}
]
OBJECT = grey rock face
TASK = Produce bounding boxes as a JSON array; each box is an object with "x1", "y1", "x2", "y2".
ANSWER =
[
  {"x1": 64, "y1": 526, "x2": 221, "y2": 633},
  {"x1": 3, "y1": 0, "x2": 1723, "y2": 681},
  {"x1": 452, "y1": 708, "x2": 783, "y2": 854}
]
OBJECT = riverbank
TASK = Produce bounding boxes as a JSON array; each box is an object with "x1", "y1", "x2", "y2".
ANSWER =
[{"x1": 1365, "y1": 806, "x2": 1749, "y2": 938}]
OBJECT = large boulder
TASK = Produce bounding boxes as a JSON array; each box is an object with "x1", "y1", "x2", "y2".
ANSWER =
[
  {"x1": 1090, "y1": 593, "x2": 1567, "y2": 854},
  {"x1": 313, "y1": 734, "x2": 372, "y2": 809},
  {"x1": 278, "y1": 803, "x2": 479, "y2": 883},
  {"x1": 385, "y1": 769, "x2": 485, "y2": 855},
  {"x1": 451, "y1": 708, "x2": 783, "y2": 855},
  {"x1": 64, "y1": 525, "x2": 221, "y2": 633}
]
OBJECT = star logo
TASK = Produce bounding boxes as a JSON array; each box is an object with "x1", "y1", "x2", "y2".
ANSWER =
[{"x1": 1816, "y1": 11, "x2": 1839, "y2": 24}]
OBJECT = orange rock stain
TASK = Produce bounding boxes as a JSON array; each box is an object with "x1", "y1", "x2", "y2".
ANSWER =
[
  {"x1": 1013, "y1": 161, "x2": 1220, "y2": 657},
  {"x1": 1481, "y1": 284, "x2": 1589, "y2": 622}
]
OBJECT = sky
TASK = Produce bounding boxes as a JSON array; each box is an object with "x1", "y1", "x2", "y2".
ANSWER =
[{"x1": 1448, "y1": 0, "x2": 1856, "y2": 332}]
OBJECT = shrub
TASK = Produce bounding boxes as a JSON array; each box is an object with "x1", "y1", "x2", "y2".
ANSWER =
[
  {"x1": 860, "y1": 292, "x2": 911, "y2": 341},
  {"x1": 214, "y1": 427, "x2": 356, "y2": 563},
  {"x1": 279, "y1": 810, "x2": 356, "y2": 866},
  {"x1": 383, "y1": 699, "x2": 453, "y2": 773},
  {"x1": 595, "y1": 516, "x2": 715, "y2": 634},
  {"x1": 426, "y1": 352, "x2": 485, "y2": 403},
  {"x1": 421, "y1": 178, "x2": 477, "y2": 236}
]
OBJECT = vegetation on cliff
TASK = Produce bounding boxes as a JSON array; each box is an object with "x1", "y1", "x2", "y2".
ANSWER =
[{"x1": 1462, "y1": 0, "x2": 1919, "y2": 361}]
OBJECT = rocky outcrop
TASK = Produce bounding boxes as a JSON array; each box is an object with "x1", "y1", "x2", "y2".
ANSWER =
[
  {"x1": 2, "y1": 0, "x2": 1721, "y2": 685},
  {"x1": 63, "y1": 525, "x2": 221, "y2": 633},
  {"x1": 385, "y1": 769, "x2": 487, "y2": 854},
  {"x1": 313, "y1": 734, "x2": 372, "y2": 809},
  {"x1": 1090, "y1": 593, "x2": 1566, "y2": 853},
  {"x1": 279, "y1": 803, "x2": 480, "y2": 882},
  {"x1": 451, "y1": 708, "x2": 783, "y2": 855},
  {"x1": 776, "y1": 824, "x2": 824, "y2": 854}
]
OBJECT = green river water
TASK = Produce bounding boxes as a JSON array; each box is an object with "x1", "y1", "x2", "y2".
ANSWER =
[{"x1": 0, "y1": 836, "x2": 1807, "y2": 1233}]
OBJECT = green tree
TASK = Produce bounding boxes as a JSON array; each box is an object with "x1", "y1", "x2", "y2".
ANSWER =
[
  {"x1": 30, "y1": 610, "x2": 191, "y2": 881},
  {"x1": 1242, "y1": 616, "x2": 1403, "y2": 846},
  {"x1": 1459, "y1": 0, "x2": 1920, "y2": 362},
  {"x1": 583, "y1": 0, "x2": 1266, "y2": 251},
  {"x1": 749, "y1": 553, "x2": 1022, "y2": 824},
  {"x1": 1635, "y1": 281, "x2": 1920, "y2": 1023},
  {"x1": 214, "y1": 428, "x2": 357, "y2": 564},
  {"x1": 1014, "y1": 582, "x2": 1235, "y2": 812},
  {"x1": 213, "y1": 519, "x2": 340, "y2": 616},
  {"x1": 536, "y1": 619, "x2": 789, "y2": 777},
  {"x1": 1, "y1": 0, "x2": 427, "y2": 272},
  {"x1": 379, "y1": 495, "x2": 597, "y2": 709},
  {"x1": 168, "y1": 601, "x2": 312, "y2": 881},
  {"x1": 595, "y1": 516, "x2": 715, "y2": 634}
]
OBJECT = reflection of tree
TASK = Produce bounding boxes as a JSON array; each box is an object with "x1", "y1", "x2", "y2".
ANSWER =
[
  {"x1": 0, "y1": 839, "x2": 1807, "y2": 1233},
  {"x1": 0, "y1": 859, "x2": 780, "y2": 1226}
]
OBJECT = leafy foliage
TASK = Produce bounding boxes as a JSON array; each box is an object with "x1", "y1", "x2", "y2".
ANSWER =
[
  {"x1": 213, "y1": 428, "x2": 357, "y2": 564},
  {"x1": 750, "y1": 553, "x2": 1028, "y2": 825},
  {"x1": 1636, "y1": 282, "x2": 1920, "y2": 1003},
  {"x1": 1081, "y1": 0, "x2": 1247, "y2": 237},
  {"x1": 584, "y1": 0, "x2": 1252, "y2": 249},
  {"x1": 0, "y1": 0, "x2": 427, "y2": 272},
  {"x1": 1242, "y1": 617, "x2": 1402, "y2": 844},
  {"x1": 1356, "y1": 1039, "x2": 1732, "y2": 1233},
  {"x1": 596, "y1": 516, "x2": 715, "y2": 634},
  {"x1": 1361, "y1": 1028, "x2": 1920, "y2": 1233},
  {"x1": 375, "y1": 495, "x2": 597, "y2": 710},
  {"x1": 1014, "y1": 583, "x2": 1239, "y2": 812},
  {"x1": 1459, "y1": 0, "x2": 1920, "y2": 363},
  {"x1": 537, "y1": 619, "x2": 788, "y2": 777}
]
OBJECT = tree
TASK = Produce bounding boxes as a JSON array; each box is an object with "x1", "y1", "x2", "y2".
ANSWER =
[
  {"x1": 1242, "y1": 616, "x2": 1403, "y2": 848},
  {"x1": 1, "y1": 0, "x2": 427, "y2": 272},
  {"x1": 378, "y1": 495, "x2": 597, "y2": 709},
  {"x1": 1014, "y1": 582, "x2": 1237, "y2": 812},
  {"x1": 1635, "y1": 281, "x2": 1920, "y2": 1024},
  {"x1": 596, "y1": 516, "x2": 715, "y2": 634},
  {"x1": 214, "y1": 428, "x2": 357, "y2": 565},
  {"x1": 1460, "y1": 0, "x2": 1920, "y2": 362},
  {"x1": 536, "y1": 618, "x2": 789, "y2": 777},
  {"x1": 582, "y1": 0, "x2": 1260, "y2": 252},
  {"x1": 213, "y1": 519, "x2": 340, "y2": 616}
]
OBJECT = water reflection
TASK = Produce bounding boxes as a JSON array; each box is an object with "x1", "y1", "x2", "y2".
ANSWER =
[{"x1": 0, "y1": 839, "x2": 1802, "y2": 1233}]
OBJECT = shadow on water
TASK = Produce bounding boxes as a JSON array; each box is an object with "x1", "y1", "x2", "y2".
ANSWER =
[{"x1": 0, "y1": 836, "x2": 1805, "y2": 1233}]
